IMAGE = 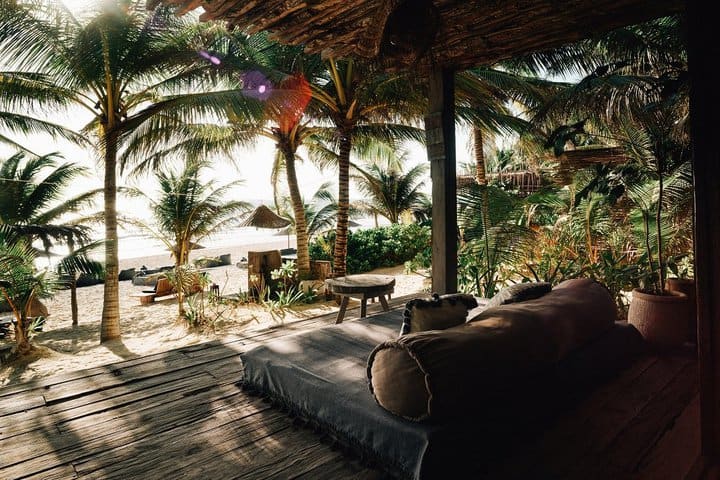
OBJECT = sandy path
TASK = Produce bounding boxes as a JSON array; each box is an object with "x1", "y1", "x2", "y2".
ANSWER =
[{"x1": 1, "y1": 257, "x2": 430, "y2": 386}]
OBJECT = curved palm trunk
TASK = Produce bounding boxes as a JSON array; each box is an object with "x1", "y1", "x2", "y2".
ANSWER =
[
  {"x1": 333, "y1": 130, "x2": 352, "y2": 278},
  {"x1": 100, "y1": 130, "x2": 121, "y2": 342},
  {"x1": 281, "y1": 146, "x2": 311, "y2": 279}
]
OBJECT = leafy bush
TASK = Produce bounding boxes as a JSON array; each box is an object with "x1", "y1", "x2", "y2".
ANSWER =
[{"x1": 309, "y1": 224, "x2": 431, "y2": 274}]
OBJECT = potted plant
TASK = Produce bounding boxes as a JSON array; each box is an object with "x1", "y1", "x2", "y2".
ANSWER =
[{"x1": 624, "y1": 114, "x2": 691, "y2": 349}]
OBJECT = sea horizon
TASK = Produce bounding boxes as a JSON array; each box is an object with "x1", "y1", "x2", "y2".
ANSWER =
[{"x1": 33, "y1": 219, "x2": 376, "y2": 271}]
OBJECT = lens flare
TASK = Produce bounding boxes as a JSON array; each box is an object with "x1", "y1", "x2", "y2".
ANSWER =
[
  {"x1": 275, "y1": 73, "x2": 312, "y2": 132},
  {"x1": 198, "y1": 50, "x2": 221, "y2": 65},
  {"x1": 240, "y1": 71, "x2": 272, "y2": 101}
]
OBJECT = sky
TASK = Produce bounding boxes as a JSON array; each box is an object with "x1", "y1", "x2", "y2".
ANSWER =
[{"x1": 2, "y1": 0, "x2": 476, "y2": 225}]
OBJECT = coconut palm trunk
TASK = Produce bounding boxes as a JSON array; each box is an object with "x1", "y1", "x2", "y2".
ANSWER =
[
  {"x1": 473, "y1": 127, "x2": 487, "y2": 186},
  {"x1": 70, "y1": 277, "x2": 79, "y2": 327},
  {"x1": 176, "y1": 256, "x2": 186, "y2": 319},
  {"x1": 100, "y1": 129, "x2": 121, "y2": 342},
  {"x1": 473, "y1": 126, "x2": 493, "y2": 283},
  {"x1": 281, "y1": 145, "x2": 311, "y2": 279},
  {"x1": 333, "y1": 130, "x2": 353, "y2": 278}
]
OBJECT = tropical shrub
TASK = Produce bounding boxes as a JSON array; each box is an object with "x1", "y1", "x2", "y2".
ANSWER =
[
  {"x1": 0, "y1": 236, "x2": 60, "y2": 354},
  {"x1": 309, "y1": 224, "x2": 430, "y2": 274},
  {"x1": 457, "y1": 184, "x2": 535, "y2": 297}
]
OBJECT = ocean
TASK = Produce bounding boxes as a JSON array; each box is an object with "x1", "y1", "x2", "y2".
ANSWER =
[{"x1": 117, "y1": 226, "x2": 295, "y2": 261}]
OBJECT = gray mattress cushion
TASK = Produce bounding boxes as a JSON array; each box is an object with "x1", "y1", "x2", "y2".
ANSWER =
[
  {"x1": 240, "y1": 311, "x2": 644, "y2": 479},
  {"x1": 241, "y1": 311, "x2": 470, "y2": 479}
]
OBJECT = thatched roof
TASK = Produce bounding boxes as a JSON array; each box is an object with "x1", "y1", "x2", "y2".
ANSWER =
[
  {"x1": 150, "y1": 0, "x2": 683, "y2": 70},
  {"x1": 240, "y1": 205, "x2": 292, "y2": 229}
]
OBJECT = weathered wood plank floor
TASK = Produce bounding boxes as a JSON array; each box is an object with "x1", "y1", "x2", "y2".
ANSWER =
[{"x1": 0, "y1": 296, "x2": 700, "y2": 480}]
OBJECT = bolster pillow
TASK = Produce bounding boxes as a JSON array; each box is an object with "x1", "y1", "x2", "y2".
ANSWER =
[{"x1": 367, "y1": 278, "x2": 617, "y2": 421}]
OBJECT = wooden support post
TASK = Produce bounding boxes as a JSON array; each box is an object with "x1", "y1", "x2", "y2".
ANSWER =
[
  {"x1": 425, "y1": 67, "x2": 457, "y2": 294},
  {"x1": 687, "y1": 0, "x2": 720, "y2": 471}
]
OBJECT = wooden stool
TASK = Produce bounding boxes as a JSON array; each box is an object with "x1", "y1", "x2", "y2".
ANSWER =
[{"x1": 325, "y1": 274, "x2": 395, "y2": 323}]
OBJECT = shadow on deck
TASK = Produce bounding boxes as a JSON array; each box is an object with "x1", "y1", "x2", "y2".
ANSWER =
[{"x1": 0, "y1": 296, "x2": 700, "y2": 479}]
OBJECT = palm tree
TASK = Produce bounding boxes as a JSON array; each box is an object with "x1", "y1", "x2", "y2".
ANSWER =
[
  {"x1": 0, "y1": 72, "x2": 88, "y2": 153},
  {"x1": 457, "y1": 183, "x2": 536, "y2": 297},
  {"x1": 310, "y1": 58, "x2": 426, "y2": 277},
  {"x1": 0, "y1": 1, "x2": 264, "y2": 342},
  {"x1": 525, "y1": 16, "x2": 689, "y2": 293},
  {"x1": 0, "y1": 152, "x2": 98, "y2": 252},
  {"x1": 132, "y1": 159, "x2": 251, "y2": 317},
  {"x1": 56, "y1": 241, "x2": 105, "y2": 327},
  {"x1": 124, "y1": 34, "x2": 322, "y2": 280},
  {"x1": 276, "y1": 181, "x2": 358, "y2": 242},
  {"x1": 351, "y1": 152, "x2": 428, "y2": 225}
]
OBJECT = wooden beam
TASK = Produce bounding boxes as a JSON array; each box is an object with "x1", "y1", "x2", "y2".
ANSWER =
[
  {"x1": 687, "y1": 0, "x2": 720, "y2": 472},
  {"x1": 425, "y1": 67, "x2": 457, "y2": 294}
]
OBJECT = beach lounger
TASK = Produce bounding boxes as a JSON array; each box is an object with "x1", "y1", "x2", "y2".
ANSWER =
[{"x1": 133, "y1": 277, "x2": 175, "y2": 305}]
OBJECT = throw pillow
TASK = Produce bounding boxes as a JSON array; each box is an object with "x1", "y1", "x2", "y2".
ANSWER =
[
  {"x1": 485, "y1": 282, "x2": 552, "y2": 309},
  {"x1": 399, "y1": 293, "x2": 478, "y2": 336}
]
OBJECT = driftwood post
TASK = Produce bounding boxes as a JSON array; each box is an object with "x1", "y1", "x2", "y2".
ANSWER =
[{"x1": 425, "y1": 67, "x2": 457, "y2": 295}]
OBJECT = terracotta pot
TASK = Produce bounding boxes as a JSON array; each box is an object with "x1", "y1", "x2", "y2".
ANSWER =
[
  {"x1": 628, "y1": 288, "x2": 688, "y2": 350},
  {"x1": 664, "y1": 278, "x2": 696, "y2": 343}
]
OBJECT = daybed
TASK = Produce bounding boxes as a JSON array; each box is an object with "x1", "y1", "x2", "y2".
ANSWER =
[{"x1": 240, "y1": 278, "x2": 643, "y2": 479}]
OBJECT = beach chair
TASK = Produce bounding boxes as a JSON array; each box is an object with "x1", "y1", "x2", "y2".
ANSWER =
[{"x1": 135, "y1": 277, "x2": 175, "y2": 305}]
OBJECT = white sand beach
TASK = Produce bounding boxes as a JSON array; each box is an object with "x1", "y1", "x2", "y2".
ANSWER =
[{"x1": 1, "y1": 240, "x2": 429, "y2": 386}]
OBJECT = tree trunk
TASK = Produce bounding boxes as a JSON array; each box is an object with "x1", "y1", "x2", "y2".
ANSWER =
[
  {"x1": 176, "y1": 259, "x2": 186, "y2": 319},
  {"x1": 474, "y1": 126, "x2": 492, "y2": 294},
  {"x1": 70, "y1": 279, "x2": 78, "y2": 327},
  {"x1": 333, "y1": 130, "x2": 352, "y2": 278},
  {"x1": 282, "y1": 146, "x2": 311, "y2": 279},
  {"x1": 100, "y1": 129, "x2": 121, "y2": 343},
  {"x1": 473, "y1": 126, "x2": 487, "y2": 185}
]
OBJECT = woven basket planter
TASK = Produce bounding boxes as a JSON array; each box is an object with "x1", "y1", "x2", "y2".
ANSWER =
[{"x1": 628, "y1": 288, "x2": 688, "y2": 350}]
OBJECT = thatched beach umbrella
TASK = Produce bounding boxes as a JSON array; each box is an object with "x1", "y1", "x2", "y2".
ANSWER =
[{"x1": 240, "y1": 205, "x2": 291, "y2": 229}]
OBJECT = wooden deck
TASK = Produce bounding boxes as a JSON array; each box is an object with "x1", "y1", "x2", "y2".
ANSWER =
[{"x1": 0, "y1": 297, "x2": 700, "y2": 480}]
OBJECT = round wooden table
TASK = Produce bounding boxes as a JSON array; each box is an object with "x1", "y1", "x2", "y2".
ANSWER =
[{"x1": 325, "y1": 274, "x2": 396, "y2": 323}]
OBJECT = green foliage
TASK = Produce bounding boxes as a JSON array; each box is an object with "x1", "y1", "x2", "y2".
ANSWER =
[
  {"x1": 309, "y1": 224, "x2": 431, "y2": 274},
  {"x1": 457, "y1": 184, "x2": 536, "y2": 297},
  {"x1": 181, "y1": 294, "x2": 206, "y2": 330},
  {"x1": 351, "y1": 153, "x2": 429, "y2": 224},
  {"x1": 134, "y1": 159, "x2": 251, "y2": 268},
  {"x1": 0, "y1": 152, "x2": 97, "y2": 252},
  {"x1": 0, "y1": 232, "x2": 61, "y2": 352}
]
